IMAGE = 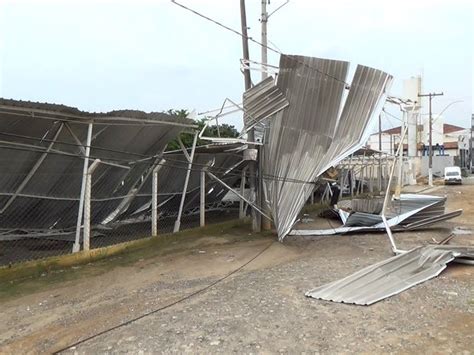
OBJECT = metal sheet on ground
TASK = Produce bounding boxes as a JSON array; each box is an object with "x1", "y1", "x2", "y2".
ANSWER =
[{"x1": 306, "y1": 245, "x2": 474, "y2": 305}]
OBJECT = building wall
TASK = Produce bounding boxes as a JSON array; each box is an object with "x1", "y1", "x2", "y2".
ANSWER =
[
  {"x1": 367, "y1": 124, "x2": 468, "y2": 157},
  {"x1": 419, "y1": 155, "x2": 455, "y2": 176}
]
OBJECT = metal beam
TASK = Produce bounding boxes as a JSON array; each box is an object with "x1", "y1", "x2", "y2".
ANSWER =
[
  {"x1": 173, "y1": 132, "x2": 199, "y2": 233},
  {"x1": 64, "y1": 122, "x2": 86, "y2": 155},
  {"x1": 177, "y1": 136, "x2": 191, "y2": 162},
  {"x1": 0, "y1": 122, "x2": 64, "y2": 214},
  {"x1": 381, "y1": 125, "x2": 408, "y2": 255},
  {"x1": 206, "y1": 171, "x2": 272, "y2": 221}
]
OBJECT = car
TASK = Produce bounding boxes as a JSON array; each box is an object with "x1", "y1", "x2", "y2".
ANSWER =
[{"x1": 444, "y1": 166, "x2": 462, "y2": 185}]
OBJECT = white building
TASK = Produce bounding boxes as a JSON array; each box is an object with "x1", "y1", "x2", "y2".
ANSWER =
[{"x1": 367, "y1": 120, "x2": 469, "y2": 157}]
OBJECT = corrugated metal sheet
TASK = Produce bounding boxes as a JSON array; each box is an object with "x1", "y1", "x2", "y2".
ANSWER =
[
  {"x1": 242, "y1": 76, "x2": 289, "y2": 128},
  {"x1": 320, "y1": 65, "x2": 393, "y2": 172},
  {"x1": 0, "y1": 98, "x2": 196, "y2": 127},
  {"x1": 344, "y1": 212, "x2": 383, "y2": 227},
  {"x1": 351, "y1": 198, "x2": 384, "y2": 214},
  {"x1": 306, "y1": 245, "x2": 474, "y2": 305},
  {"x1": 0, "y1": 99, "x2": 192, "y2": 230},
  {"x1": 263, "y1": 55, "x2": 392, "y2": 240},
  {"x1": 291, "y1": 194, "x2": 462, "y2": 236}
]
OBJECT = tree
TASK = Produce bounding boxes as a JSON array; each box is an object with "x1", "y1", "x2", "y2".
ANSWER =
[{"x1": 165, "y1": 110, "x2": 240, "y2": 151}]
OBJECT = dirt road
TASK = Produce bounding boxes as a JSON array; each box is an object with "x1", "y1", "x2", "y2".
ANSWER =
[{"x1": 1, "y1": 184, "x2": 473, "y2": 354}]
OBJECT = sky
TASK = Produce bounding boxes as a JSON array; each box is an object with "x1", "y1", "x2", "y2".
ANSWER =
[{"x1": 0, "y1": 0, "x2": 472, "y2": 131}]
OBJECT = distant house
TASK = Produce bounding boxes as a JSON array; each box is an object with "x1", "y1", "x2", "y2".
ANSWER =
[{"x1": 367, "y1": 122, "x2": 469, "y2": 157}]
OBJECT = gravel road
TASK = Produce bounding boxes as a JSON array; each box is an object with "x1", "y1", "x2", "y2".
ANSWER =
[{"x1": 1, "y1": 184, "x2": 473, "y2": 354}]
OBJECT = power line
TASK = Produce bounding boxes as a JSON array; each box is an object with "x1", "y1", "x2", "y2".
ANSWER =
[
  {"x1": 0, "y1": 131, "x2": 150, "y2": 159},
  {"x1": 170, "y1": 0, "x2": 351, "y2": 88},
  {"x1": 382, "y1": 109, "x2": 404, "y2": 124},
  {"x1": 52, "y1": 240, "x2": 274, "y2": 354}
]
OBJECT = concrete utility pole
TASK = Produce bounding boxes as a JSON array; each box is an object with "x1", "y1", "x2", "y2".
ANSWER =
[
  {"x1": 418, "y1": 92, "x2": 443, "y2": 186},
  {"x1": 260, "y1": 0, "x2": 272, "y2": 231},
  {"x1": 240, "y1": 0, "x2": 252, "y2": 90},
  {"x1": 470, "y1": 114, "x2": 474, "y2": 171},
  {"x1": 240, "y1": 0, "x2": 260, "y2": 232},
  {"x1": 261, "y1": 0, "x2": 268, "y2": 81}
]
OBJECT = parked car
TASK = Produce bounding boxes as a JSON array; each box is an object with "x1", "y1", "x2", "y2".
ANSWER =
[{"x1": 444, "y1": 166, "x2": 462, "y2": 185}]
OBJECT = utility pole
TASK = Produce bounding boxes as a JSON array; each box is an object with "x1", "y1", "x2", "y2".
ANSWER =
[
  {"x1": 260, "y1": 0, "x2": 272, "y2": 231},
  {"x1": 240, "y1": 0, "x2": 260, "y2": 232},
  {"x1": 261, "y1": 0, "x2": 268, "y2": 81},
  {"x1": 470, "y1": 114, "x2": 473, "y2": 172},
  {"x1": 240, "y1": 0, "x2": 252, "y2": 90},
  {"x1": 418, "y1": 92, "x2": 443, "y2": 186}
]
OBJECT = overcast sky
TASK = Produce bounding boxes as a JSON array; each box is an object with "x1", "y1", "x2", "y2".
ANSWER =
[{"x1": 0, "y1": 0, "x2": 472, "y2": 131}]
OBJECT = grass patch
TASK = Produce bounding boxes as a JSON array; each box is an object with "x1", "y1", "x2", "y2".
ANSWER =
[
  {"x1": 0, "y1": 218, "x2": 274, "y2": 302},
  {"x1": 302, "y1": 202, "x2": 329, "y2": 214}
]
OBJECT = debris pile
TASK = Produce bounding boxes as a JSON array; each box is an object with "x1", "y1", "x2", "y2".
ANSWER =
[{"x1": 290, "y1": 194, "x2": 462, "y2": 236}]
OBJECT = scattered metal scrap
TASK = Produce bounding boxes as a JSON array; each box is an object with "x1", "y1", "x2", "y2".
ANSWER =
[
  {"x1": 306, "y1": 245, "x2": 474, "y2": 305},
  {"x1": 290, "y1": 194, "x2": 463, "y2": 236}
]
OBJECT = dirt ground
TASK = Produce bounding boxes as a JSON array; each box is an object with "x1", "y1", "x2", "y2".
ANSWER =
[{"x1": 1, "y1": 182, "x2": 473, "y2": 354}]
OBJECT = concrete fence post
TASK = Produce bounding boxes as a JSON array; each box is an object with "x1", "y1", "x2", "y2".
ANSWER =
[
  {"x1": 200, "y1": 168, "x2": 205, "y2": 227},
  {"x1": 83, "y1": 159, "x2": 101, "y2": 251},
  {"x1": 151, "y1": 165, "x2": 159, "y2": 237}
]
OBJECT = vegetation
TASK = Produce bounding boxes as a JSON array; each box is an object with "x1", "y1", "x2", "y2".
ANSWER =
[
  {"x1": 0, "y1": 219, "x2": 272, "y2": 302},
  {"x1": 166, "y1": 109, "x2": 240, "y2": 151}
]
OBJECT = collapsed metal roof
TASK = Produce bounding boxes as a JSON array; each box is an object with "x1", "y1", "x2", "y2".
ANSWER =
[
  {"x1": 0, "y1": 99, "x2": 193, "y2": 231},
  {"x1": 262, "y1": 55, "x2": 393, "y2": 240},
  {"x1": 0, "y1": 98, "x2": 197, "y2": 127},
  {"x1": 117, "y1": 145, "x2": 245, "y2": 222},
  {"x1": 306, "y1": 245, "x2": 474, "y2": 305}
]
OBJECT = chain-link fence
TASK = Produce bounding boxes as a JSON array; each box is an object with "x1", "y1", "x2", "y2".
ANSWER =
[
  {"x1": 0, "y1": 100, "x2": 249, "y2": 266},
  {"x1": 0, "y1": 148, "x2": 247, "y2": 266}
]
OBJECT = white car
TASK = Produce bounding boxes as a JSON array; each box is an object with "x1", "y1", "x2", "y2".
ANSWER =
[{"x1": 444, "y1": 166, "x2": 462, "y2": 185}]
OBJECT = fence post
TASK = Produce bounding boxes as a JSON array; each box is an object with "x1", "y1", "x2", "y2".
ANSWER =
[
  {"x1": 151, "y1": 165, "x2": 159, "y2": 237},
  {"x1": 83, "y1": 159, "x2": 101, "y2": 251},
  {"x1": 200, "y1": 168, "x2": 206, "y2": 227},
  {"x1": 73, "y1": 122, "x2": 93, "y2": 253}
]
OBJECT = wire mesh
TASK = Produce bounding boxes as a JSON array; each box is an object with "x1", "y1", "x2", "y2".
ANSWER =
[
  {"x1": 0, "y1": 147, "x2": 248, "y2": 266},
  {"x1": 0, "y1": 101, "x2": 247, "y2": 266}
]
